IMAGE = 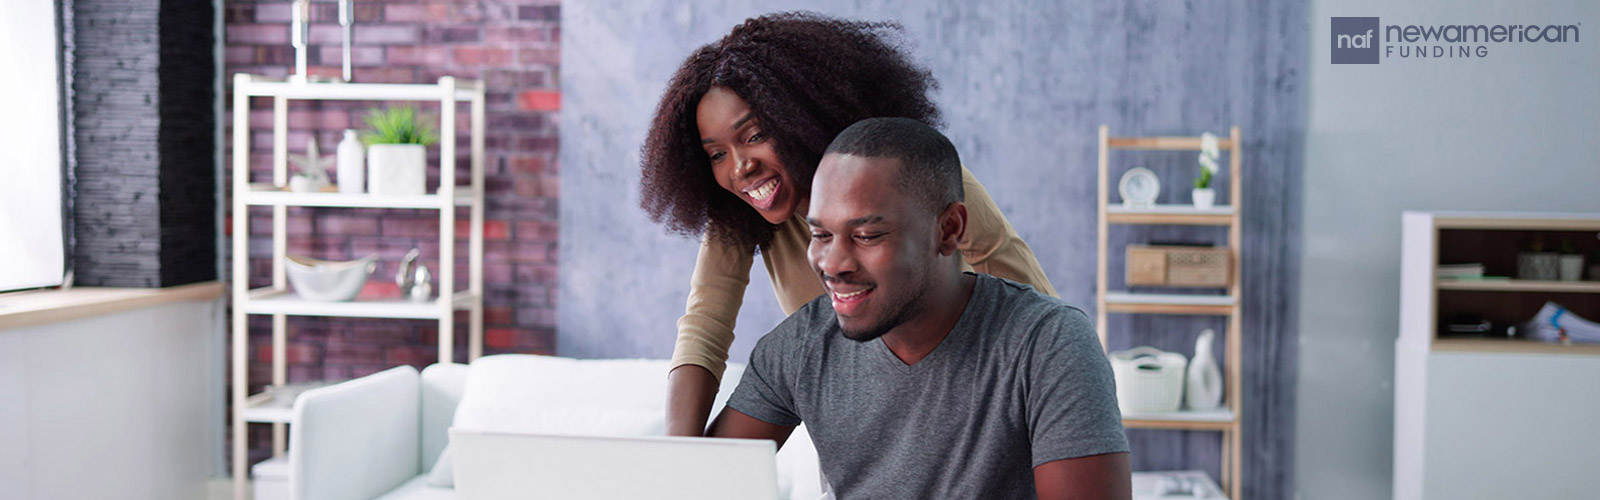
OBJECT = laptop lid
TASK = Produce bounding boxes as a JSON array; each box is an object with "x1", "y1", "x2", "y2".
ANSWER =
[{"x1": 449, "y1": 429, "x2": 780, "y2": 500}]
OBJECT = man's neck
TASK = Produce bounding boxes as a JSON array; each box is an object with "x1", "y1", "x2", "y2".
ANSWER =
[{"x1": 880, "y1": 272, "x2": 977, "y2": 366}]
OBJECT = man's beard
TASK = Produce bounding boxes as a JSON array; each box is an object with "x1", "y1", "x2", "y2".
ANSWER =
[{"x1": 839, "y1": 267, "x2": 930, "y2": 343}]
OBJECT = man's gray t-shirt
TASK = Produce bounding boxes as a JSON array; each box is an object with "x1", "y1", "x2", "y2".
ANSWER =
[{"x1": 727, "y1": 273, "x2": 1129, "y2": 499}]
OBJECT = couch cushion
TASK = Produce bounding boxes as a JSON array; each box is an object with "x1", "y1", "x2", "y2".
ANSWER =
[{"x1": 372, "y1": 475, "x2": 454, "y2": 500}]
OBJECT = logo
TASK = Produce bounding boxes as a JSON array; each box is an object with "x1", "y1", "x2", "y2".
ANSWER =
[{"x1": 1332, "y1": 17, "x2": 1380, "y2": 64}]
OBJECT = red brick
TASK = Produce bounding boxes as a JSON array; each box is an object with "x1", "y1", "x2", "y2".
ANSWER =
[
  {"x1": 386, "y1": 345, "x2": 435, "y2": 366},
  {"x1": 485, "y1": 328, "x2": 517, "y2": 349},
  {"x1": 509, "y1": 155, "x2": 545, "y2": 176},
  {"x1": 254, "y1": 343, "x2": 320, "y2": 365},
  {"x1": 387, "y1": 46, "x2": 449, "y2": 66},
  {"x1": 514, "y1": 221, "x2": 557, "y2": 242},
  {"x1": 517, "y1": 47, "x2": 559, "y2": 65},
  {"x1": 386, "y1": 4, "x2": 452, "y2": 23},
  {"x1": 424, "y1": 26, "x2": 482, "y2": 44},
  {"x1": 308, "y1": 25, "x2": 344, "y2": 45},
  {"x1": 227, "y1": 24, "x2": 289, "y2": 45},
  {"x1": 486, "y1": 26, "x2": 549, "y2": 44},
  {"x1": 453, "y1": 46, "x2": 511, "y2": 67},
  {"x1": 254, "y1": 3, "x2": 291, "y2": 23},
  {"x1": 516, "y1": 90, "x2": 560, "y2": 111},
  {"x1": 353, "y1": 66, "x2": 418, "y2": 83},
  {"x1": 318, "y1": 46, "x2": 385, "y2": 67},
  {"x1": 484, "y1": 307, "x2": 514, "y2": 326},
  {"x1": 356, "y1": 24, "x2": 421, "y2": 45}
]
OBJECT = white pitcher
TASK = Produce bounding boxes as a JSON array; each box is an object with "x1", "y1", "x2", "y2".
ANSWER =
[{"x1": 1186, "y1": 328, "x2": 1224, "y2": 410}]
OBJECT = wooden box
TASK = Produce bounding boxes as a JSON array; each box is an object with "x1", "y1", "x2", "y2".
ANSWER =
[{"x1": 1127, "y1": 245, "x2": 1231, "y2": 287}]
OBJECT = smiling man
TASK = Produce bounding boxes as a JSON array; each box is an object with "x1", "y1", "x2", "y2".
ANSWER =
[{"x1": 708, "y1": 117, "x2": 1130, "y2": 499}]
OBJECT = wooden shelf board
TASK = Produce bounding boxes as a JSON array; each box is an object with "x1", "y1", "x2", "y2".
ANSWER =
[
  {"x1": 1431, "y1": 212, "x2": 1600, "y2": 231},
  {"x1": 1432, "y1": 338, "x2": 1600, "y2": 356},
  {"x1": 242, "y1": 185, "x2": 476, "y2": 209},
  {"x1": 1107, "y1": 205, "x2": 1235, "y2": 226},
  {"x1": 1105, "y1": 292, "x2": 1236, "y2": 316},
  {"x1": 242, "y1": 287, "x2": 479, "y2": 319},
  {"x1": 242, "y1": 392, "x2": 294, "y2": 424},
  {"x1": 1107, "y1": 136, "x2": 1236, "y2": 151},
  {"x1": 239, "y1": 78, "x2": 481, "y2": 101},
  {"x1": 1437, "y1": 278, "x2": 1600, "y2": 293},
  {"x1": 1122, "y1": 408, "x2": 1236, "y2": 430}
]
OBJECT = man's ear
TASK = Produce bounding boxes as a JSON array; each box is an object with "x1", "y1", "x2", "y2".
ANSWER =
[{"x1": 936, "y1": 201, "x2": 967, "y2": 257}]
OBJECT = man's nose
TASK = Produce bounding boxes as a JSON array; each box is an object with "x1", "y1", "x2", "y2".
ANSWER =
[{"x1": 815, "y1": 238, "x2": 858, "y2": 278}]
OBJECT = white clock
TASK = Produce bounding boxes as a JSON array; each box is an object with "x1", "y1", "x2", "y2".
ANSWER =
[{"x1": 1118, "y1": 167, "x2": 1160, "y2": 209}]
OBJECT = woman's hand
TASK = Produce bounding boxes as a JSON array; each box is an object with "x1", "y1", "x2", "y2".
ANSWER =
[{"x1": 666, "y1": 364, "x2": 720, "y2": 436}]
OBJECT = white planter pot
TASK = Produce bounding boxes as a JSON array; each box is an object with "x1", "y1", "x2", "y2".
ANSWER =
[
  {"x1": 1191, "y1": 188, "x2": 1216, "y2": 210},
  {"x1": 368, "y1": 144, "x2": 426, "y2": 196},
  {"x1": 1559, "y1": 255, "x2": 1584, "y2": 281}
]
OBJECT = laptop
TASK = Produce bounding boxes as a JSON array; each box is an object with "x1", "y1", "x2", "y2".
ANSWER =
[{"x1": 449, "y1": 428, "x2": 781, "y2": 500}]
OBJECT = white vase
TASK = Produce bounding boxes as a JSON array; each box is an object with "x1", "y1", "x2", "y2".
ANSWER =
[
  {"x1": 1191, "y1": 188, "x2": 1216, "y2": 210},
  {"x1": 1559, "y1": 255, "x2": 1584, "y2": 281},
  {"x1": 337, "y1": 129, "x2": 365, "y2": 194},
  {"x1": 368, "y1": 144, "x2": 426, "y2": 196},
  {"x1": 1186, "y1": 329, "x2": 1224, "y2": 410}
]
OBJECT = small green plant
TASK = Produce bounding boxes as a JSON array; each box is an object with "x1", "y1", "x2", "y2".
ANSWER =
[
  {"x1": 1196, "y1": 132, "x2": 1219, "y2": 189},
  {"x1": 362, "y1": 106, "x2": 438, "y2": 146},
  {"x1": 1560, "y1": 239, "x2": 1579, "y2": 255}
]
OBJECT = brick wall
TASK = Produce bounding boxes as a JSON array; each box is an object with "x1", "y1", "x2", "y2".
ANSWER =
[{"x1": 223, "y1": 0, "x2": 560, "y2": 465}]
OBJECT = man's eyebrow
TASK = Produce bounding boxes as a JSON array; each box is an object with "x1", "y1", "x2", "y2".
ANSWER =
[
  {"x1": 808, "y1": 215, "x2": 885, "y2": 227},
  {"x1": 700, "y1": 113, "x2": 756, "y2": 145}
]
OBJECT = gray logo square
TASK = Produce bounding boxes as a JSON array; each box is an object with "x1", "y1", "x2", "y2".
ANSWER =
[{"x1": 1332, "y1": 17, "x2": 1380, "y2": 64}]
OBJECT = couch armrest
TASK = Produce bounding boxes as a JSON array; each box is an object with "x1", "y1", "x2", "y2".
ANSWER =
[{"x1": 290, "y1": 365, "x2": 422, "y2": 500}]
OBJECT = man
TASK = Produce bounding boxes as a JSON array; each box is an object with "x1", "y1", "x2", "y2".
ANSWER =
[{"x1": 708, "y1": 117, "x2": 1131, "y2": 499}]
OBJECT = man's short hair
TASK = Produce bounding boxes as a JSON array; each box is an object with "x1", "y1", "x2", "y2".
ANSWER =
[{"x1": 823, "y1": 117, "x2": 963, "y2": 214}]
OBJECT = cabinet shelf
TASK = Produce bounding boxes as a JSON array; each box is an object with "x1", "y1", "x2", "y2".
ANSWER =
[
  {"x1": 243, "y1": 184, "x2": 476, "y2": 209},
  {"x1": 1436, "y1": 278, "x2": 1600, "y2": 293},
  {"x1": 1123, "y1": 408, "x2": 1236, "y2": 431},
  {"x1": 239, "y1": 78, "x2": 482, "y2": 101},
  {"x1": 1107, "y1": 205, "x2": 1235, "y2": 226}
]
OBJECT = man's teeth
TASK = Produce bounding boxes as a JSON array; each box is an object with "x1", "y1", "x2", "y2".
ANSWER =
[
  {"x1": 749, "y1": 179, "x2": 778, "y2": 202},
  {"x1": 835, "y1": 289, "x2": 867, "y2": 299}
]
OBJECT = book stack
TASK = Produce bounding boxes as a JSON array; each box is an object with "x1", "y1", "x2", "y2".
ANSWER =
[{"x1": 1436, "y1": 263, "x2": 1486, "y2": 280}]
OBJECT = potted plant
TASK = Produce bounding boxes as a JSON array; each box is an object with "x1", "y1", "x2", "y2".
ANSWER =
[
  {"x1": 1193, "y1": 132, "x2": 1220, "y2": 209},
  {"x1": 1517, "y1": 237, "x2": 1559, "y2": 281},
  {"x1": 363, "y1": 106, "x2": 438, "y2": 196},
  {"x1": 1558, "y1": 239, "x2": 1584, "y2": 281}
]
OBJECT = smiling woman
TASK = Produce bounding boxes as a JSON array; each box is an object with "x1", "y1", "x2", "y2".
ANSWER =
[{"x1": 0, "y1": 0, "x2": 68, "y2": 292}]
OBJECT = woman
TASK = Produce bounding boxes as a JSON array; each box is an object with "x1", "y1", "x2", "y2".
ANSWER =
[{"x1": 640, "y1": 12, "x2": 1059, "y2": 436}]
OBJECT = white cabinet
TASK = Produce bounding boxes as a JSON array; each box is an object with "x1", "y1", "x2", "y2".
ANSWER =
[{"x1": 1394, "y1": 211, "x2": 1600, "y2": 500}]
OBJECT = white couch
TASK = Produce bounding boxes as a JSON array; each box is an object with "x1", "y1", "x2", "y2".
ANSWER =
[{"x1": 286, "y1": 355, "x2": 822, "y2": 500}]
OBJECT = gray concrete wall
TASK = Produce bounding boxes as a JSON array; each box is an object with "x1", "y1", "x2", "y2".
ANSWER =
[
  {"x1": 1297, "y1": 1, "x2": 1600, "y2": 498},
  {"x1": 560, "y1": 2, "x2": 1306, "y2": 497}
]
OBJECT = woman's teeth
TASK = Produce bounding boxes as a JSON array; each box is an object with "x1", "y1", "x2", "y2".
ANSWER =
[{"x1": 748, "y1": 178, "x2": 778, "y2": 203}]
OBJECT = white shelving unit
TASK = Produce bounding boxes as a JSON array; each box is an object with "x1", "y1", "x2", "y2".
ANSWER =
[
  {"x1": 1096, "y1": 125, "x2": 1245, "y2": 498},
  {"x1": 228, "y1": 74, "x2": 487, "y2": 500}
]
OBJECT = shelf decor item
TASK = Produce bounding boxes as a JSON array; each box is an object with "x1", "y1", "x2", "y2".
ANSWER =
[
  {"x1": 1517, "y1": 238, "x2": 1559, "y2": 281},
  {"x1": 285, "y1": 255, "x2": 377, "y2": 301},
  {"x1": 1127, "y1": 245, "x2": 1231, "y2": 288},
  {"x1": 288, "y1": 137, "x2": 334, "y2": 193},
  {"x1": 1558, "y1": 240, "x2": 1583, "y2": 281},
  {"x1": 1118, "y1": 167, "x2": 1160, "y2": 209},
  {"x1": 1192, "y1": 132, "x2": 1220, "y2": 209},
  {"x1": 337, "y1": 129, "x2": 365, "y2": 193},
  {"x1": 1110, "y1": 346, "x2": 1188, "y2": 413},
  {"x1": 1186, "y1": 329, "x2": 1224, "y2": 410},
  {"x1": 364, "y1": 106, "x2": 438, "y2": 196}
]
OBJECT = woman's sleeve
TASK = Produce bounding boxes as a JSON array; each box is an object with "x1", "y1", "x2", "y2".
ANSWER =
[
  {"x1": 670, "y1": 230, "x2": 755, "y2": 382},
  {"x1": 958, "y1": 165, "x2": 1061, "y2": 298}
]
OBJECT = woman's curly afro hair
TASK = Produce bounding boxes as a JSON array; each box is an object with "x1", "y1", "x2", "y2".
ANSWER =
[{"x1": 639, "y1": 12, "x2": 942, "y2": 251}]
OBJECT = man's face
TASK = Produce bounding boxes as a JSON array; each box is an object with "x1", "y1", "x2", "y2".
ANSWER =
[{"x1": 806, "y1": 154, "x2": 939, "y2": 342}]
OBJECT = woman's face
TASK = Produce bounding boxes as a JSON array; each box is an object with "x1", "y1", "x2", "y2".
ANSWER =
[{"x1": 696, "y1": 86, "x2": 801, "y2": 224}]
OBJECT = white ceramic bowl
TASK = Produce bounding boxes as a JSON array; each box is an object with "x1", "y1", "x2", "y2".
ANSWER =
[{"x1": 286, "y1": 255, "x2": 377, "y2": 301}]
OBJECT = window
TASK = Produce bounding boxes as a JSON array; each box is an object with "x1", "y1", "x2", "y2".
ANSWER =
[{"x1": 0, "y1": 0, "x2": 69, "y2": 292}]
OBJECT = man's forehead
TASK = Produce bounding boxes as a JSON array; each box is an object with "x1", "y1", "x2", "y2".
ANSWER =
[{"x1": 809, "y1": 154, "x2": 906, "y2": 225}]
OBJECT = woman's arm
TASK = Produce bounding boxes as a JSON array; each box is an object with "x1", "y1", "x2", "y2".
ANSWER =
[
  {"x1": 957, "y1": 165, "x2": 1060, "y2": 298},
  {"x1": 666, "y1": 231, "x2": 755, "y2": 436}
]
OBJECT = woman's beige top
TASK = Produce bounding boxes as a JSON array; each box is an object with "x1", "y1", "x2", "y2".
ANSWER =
[{"x1": 671, "y1": 166, "x2": 1059, "y2": 381}]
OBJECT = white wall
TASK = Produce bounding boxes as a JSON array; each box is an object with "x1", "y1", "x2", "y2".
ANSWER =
[
  {"x1": 1298, "y1": 0, "x2": 1600, "y2": 498},
  {"x1": 0, "y1": 299, "x2": 224, "y2": 500}
]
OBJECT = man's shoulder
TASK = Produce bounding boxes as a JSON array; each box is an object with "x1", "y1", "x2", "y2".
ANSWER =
[
  {"x1": 979, "y1": 274, "x2": 1091, "y2": 327},
  {"x1": 751, "y1": 293, "x2": 837, "y2": 354}
]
